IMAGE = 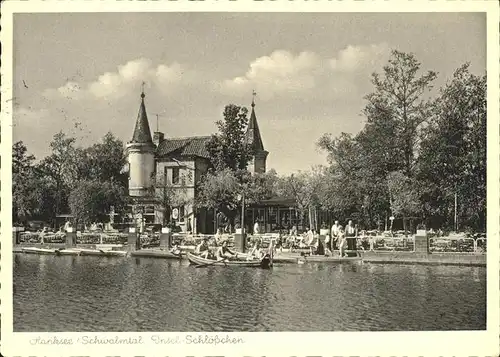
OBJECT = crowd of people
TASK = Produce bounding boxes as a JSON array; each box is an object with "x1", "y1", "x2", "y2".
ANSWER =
[{"x1": 260, "y1": 219, "x2": 364, "y2": 256}]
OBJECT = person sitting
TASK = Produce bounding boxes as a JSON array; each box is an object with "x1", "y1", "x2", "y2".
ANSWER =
[
  {"x1": 195, "y1": 237, "x2": 210, "y2": 259},
  {"x1": 248, "y1": 240, "x2": 264, "y2": 260},
  {"x1": 216, "y1": 240, "x2": 237, "y2": 261},
  {"x1": 169, "y1": 243, "x2": 181, "y2": 256},
  {"x1": 306, "y1": 228, "x2": 315, "y2": 255}
]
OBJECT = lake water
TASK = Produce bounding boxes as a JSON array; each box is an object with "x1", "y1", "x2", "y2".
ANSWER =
[{"x1": 13, "y1": 253, "x2": 486, "y2": 331}]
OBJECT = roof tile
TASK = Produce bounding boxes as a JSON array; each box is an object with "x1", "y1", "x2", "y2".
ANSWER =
[{"x1": 156, "y1": 136, "x2": 212, "y2": 159}]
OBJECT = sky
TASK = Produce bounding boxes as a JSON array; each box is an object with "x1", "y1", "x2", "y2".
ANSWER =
[{"x1": 12, "y1": 12, "x2": 486, "y2": 174}]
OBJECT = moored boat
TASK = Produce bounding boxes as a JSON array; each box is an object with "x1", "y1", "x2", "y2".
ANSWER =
[
  {"x1": 21, "y1": 247, "x2": 57, "y2": 255},
  {"x1": 187, "y1": 252, "x2": 271, "y2": 269},
  {"x1": 54, "y1": 248, "x2": 81, "y2": 256},
  {"x1": 130, "y1": 250, "x2": 182, "y2": 259},
  {"x1": 74, "y1": 248, "x2": 128, "y2": 257}
]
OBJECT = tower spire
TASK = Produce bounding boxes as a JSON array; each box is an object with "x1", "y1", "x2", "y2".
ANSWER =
[
  {"x1": 130, "y1": 86, "x2": 153, "y2": 144},
  {"x1": 246, "y1": 90, "x2": 264, "y2": 152}
]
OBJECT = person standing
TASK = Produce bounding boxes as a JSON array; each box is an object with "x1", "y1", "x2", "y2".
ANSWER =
[
  {"x1": 331, "y1": 220, "x2": 340, "y2": 251},
  {"x1": 306, "y1": 227, "x2": 315, "y2": 255},
  {"x1": 324, "y1": 233, "x2": 332, "y2": 256},
  {"x1": 253, "y1": 220, "x2": 260, "y2": 235},
  {"x1": 63, "y1": 219, "x2": 72, "y2": 232},
  {"x1": 345, "y1": 220, "x2": 356, "y2": 253},
  {"x1": 338, "y1": 226, "x2": 347, "y2": 257}
]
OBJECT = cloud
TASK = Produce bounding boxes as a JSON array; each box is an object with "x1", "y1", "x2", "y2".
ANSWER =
[
  {"x1": 44, "y1": 58, "x2": 191, "y2": 102},
  {"x1": 218, "y1": 50, "x2": 323, "y2": 100},
  {"x1": 43, "y1": 81, "x2": 84, "y2": 100},
  {"x1": 218, "y1": 44, "x2": 391, "y2": 101},
  {"x1": 329, "y1": 43, "x2": 390, "y2": 73}
]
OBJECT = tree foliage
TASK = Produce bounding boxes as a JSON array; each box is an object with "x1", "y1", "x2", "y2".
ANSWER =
[
  {"x1": 196, "y1": 168, "x2": 278, "y2": 226},
  {"x1": 417, "y1": 63, "x2": 486, "y2": 231},
  {"x1": 12, "y1": 142, "x2": 46, "y2": 223},
  {"x1": 387, "y1": 171, "x2": 421, "y2": 218},
  {"x1": 68, "y1": 180, "x2": 127, "y2": 225},
  {"x1": 317, "y1": 52, "x2": 485, "y2": 232},
  {"x1": 206, "y1": 104, "x2": 253, "y2": 172},
  {"x1": 365, "y1": 50, "x2": 437, "y2": 177},
  {"x1": 13, "y1": 132, "x2": 128, "y2": 226}
]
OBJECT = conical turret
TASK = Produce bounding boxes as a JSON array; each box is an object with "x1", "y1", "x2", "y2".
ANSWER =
[
  {"x1": 126, "y1": 90, "x2": 156, "y2": 197},
  {"x1": 246, "y1": 98, "x2": 265, "y2": 152},
  {"x1": 131, "y1": 92, "x2": 153, "y2": 144},
  {"x1": 245, "y1": 93, "x2": 268, "y2": 174}
]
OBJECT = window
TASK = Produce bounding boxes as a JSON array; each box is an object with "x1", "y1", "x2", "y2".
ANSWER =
[{"x1": 172, "y1": 167, "x2": 180, "y2": 184}]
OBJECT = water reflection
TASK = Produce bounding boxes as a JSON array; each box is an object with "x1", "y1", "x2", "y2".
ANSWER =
[{"x1": 13, "y1": 255, "x2": 486, "y2": 332}]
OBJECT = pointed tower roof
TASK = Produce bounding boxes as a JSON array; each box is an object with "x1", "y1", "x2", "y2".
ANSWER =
[
  {"x1": 130, "y1": 91, "x2": 153, "y2": 144},
  {"x1": 246, "y1": 95, "x2": 265, "y2": 152}
]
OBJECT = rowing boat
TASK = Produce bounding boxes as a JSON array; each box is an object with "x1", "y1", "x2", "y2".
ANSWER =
[
  {"x1": 187, "y1": 252, "x2": 271, "y2": 269},
  {"x1": 55, "y1": 248, "x2": 81, "y2": 256},
  {"x1": 21, "y1": 247, "x2": 57, "y2": 255},
  {"x1": 73, "y1": 248, "x2": 128, "y2": 257},
  {"x1": 130, "y1": 250, "x2": 182, "y2": 259}
]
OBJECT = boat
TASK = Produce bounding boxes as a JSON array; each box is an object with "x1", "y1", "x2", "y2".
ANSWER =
[
  {"x1": 54, "y1": 248, "x2": 81, "y2": 256},
  {"x1": 187, "y1": 252, "x2": 271, "y2": 269},
  {"x1": 297, "y1": 255, "x2": 362, "y2": 263},
  {"x1": 21, "y1": 247, "x2": 57, "y2": 255},
  {"x1": 74, "y1": 248, "x2": 128, "y2": 257},
  {"x1": 130, "y1": 249, "x2": 182, "y2": 259}
]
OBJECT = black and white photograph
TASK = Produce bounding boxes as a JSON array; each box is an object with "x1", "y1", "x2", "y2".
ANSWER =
[{"x1": 1, "y1": 1, "x2": 499, "y2": 356}]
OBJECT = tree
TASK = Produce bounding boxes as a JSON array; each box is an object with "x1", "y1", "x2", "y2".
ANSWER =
[
  {"x1": 68, "y1": 180, "x2": 127, "y2": 226},
  {"x1": 12, "y1": 142, "x2": 44, "y2": 223},
  {"x1": 365, "y1": 50, "x2": 437, "y2": 177},
  {"x1": 37, "y1": 132, "x2": 79, "y2": 221},
  {"x1": 33, "y1": 132, "x2": 128, "y2": 225},
  {"x1": 276, "y1": 168, "x2": 325, "y2": 230},
  {"x1": 13, "y1": 141, "x2": 35, "y2": 175},
  {"x1": 317, "y1": 51, "x2": 437, "y2": 229},
  {"x1": 83, "y1": 132, "x2": 128, "y2": 185},
  {"x1": 387, "y1": 171, "x2": 421, "y2": 234},
  {"x1": 317, "y1": 132, "x2": 386, "y2": 228},
  {"x1": 206, "y1": 104, "x2": 253, "y2": 172},
  {"x1": 246, "y1": 169, "x2": 278, "y2": 204},
  {"x1": 418, "y1": 64, "x2": 486, "y2": 231},
  {"x1": 196, "y1": 169, "x2": 242, "y2": 225},
  {"x1": 196, "y1": 168, "x2": 278, "y2": 229}
]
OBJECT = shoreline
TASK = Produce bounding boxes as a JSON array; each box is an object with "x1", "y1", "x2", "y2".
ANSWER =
[{"x1": 13, "y1": 244, "x2": 486, "y2": 267}]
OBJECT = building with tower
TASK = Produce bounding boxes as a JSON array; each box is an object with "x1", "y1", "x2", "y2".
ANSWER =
[{"x1": 125, "y1": 91, "x2": 268, "y2": 234}]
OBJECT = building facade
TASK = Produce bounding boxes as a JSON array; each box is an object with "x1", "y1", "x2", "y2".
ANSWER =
[{"x1": 126, "y1": 91, "x2": 268, "y2": 234}]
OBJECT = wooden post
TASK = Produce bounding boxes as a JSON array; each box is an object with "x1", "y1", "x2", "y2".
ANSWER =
[
  {"x1": 128, "y1": 227, "x2": 138, "y2": 252},
  {"x1": 241, "y1": 193, "x2": 245, "y2": 237},
  {"x1": 65, "y1": 228, "x2": 76, "y2": 248},
  {"x1": 234, "y1": 229, "x2": 246, "y2": 253},
  {"x1": 415, "y1": 229, "x2": 429, "y2": 254},
  {"x1": 160, "y1": 227, "x2": 172, "y2": 248}
]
